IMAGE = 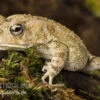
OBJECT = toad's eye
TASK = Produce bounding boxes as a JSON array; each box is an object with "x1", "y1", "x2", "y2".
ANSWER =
[{"x1": 10, "y1": 24, "x2": 23, "y2": 36}]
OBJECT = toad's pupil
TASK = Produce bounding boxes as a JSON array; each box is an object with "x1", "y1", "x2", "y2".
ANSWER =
[{"x1": 13, "y1": 27, "x2": 21, "y2": 32}]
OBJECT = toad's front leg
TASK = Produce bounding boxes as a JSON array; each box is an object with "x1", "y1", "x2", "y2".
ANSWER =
[{"x1": 42, "y1": 42, "x2": 68, "y2": 85}]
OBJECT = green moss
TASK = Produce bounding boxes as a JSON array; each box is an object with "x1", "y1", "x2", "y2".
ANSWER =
[
  {"x1": 87, "y1": 70, "x2": 100, "y2": 77},
  {"x1": 80, "y1": 89, "x2": 100, "y2": 100},
  {"x1": 0, "y1": 48, "x2": 83, "y2": 100}
]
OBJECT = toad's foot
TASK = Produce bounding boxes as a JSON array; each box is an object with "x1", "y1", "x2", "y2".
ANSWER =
[
  {"x1": 42, "y1": 71, "x2": 55, "y2": 85},
  {"x1": 42, "y1": 62, "x2": 57, "y2": 85},
  {"x1": 42, "y1": 66, "x2": 65, "y2": 87}
]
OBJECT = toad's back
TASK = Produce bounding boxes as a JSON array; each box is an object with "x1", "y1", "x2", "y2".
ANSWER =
[{"x1": 45, "y1": 18, "x2": 89, "y2": 71}]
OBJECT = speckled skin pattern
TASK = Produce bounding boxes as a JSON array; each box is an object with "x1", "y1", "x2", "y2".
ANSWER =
[{"x1": 0, "y1": 14, "x2": 100, "y2": 85}]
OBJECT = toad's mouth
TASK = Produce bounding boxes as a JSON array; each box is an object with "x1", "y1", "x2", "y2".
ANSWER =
[{"x1": 0, "y1": 43, "x2": 33, "y2": 50}]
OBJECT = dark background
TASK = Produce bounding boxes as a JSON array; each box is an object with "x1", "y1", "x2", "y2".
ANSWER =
[{"x1": 0, "y1": 0, "x2": 100, "y2": 56}]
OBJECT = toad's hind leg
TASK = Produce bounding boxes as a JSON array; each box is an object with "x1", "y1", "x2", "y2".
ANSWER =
[{"x1": 83, "y1": 56, "x2": 100, "y2": 71}]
